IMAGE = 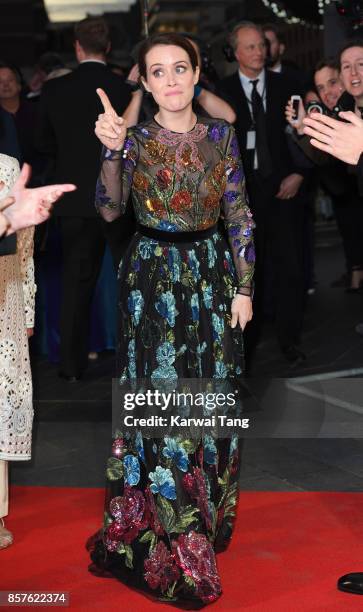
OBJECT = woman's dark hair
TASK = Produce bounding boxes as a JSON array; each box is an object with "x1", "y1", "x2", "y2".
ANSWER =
[
  {"x1": 314, "y1": 57, "x2": 340, "y2": 74},
  {"x1": 339, "y1": 38, "x2": 363, "y2": 65},
  {"x1": 138, "y1": 33, "x2": 198, "y2": 80}
]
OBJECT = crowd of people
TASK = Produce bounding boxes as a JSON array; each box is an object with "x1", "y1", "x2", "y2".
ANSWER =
[{"x1": 2, "y1": 13, "x2": 363, "y2": 605}]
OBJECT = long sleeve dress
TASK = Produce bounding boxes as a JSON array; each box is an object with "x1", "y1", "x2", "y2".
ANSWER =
[
  {"x1": 0, "y1": 154, "x2": 35, "y2": 461},
  {"x1": 88, "y1": 116, "x2": 255, "y2": 607}
]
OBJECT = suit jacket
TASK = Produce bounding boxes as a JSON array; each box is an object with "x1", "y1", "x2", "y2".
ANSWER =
[
  {"x1": 35, "y1": 62, "x2": 130, "y2": 217},
  {"x1": 218, "y1": 69, "x2": 305, "y2": 187}
]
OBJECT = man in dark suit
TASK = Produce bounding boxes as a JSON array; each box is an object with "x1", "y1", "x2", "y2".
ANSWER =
[
  {"x1": 218, "y1": 21, "x2": 307, "y2": 365},
  {"x1": 36, "y1": 16, "x2": 132, "y2": 382},
  {"x1": 262, "y1": 23, "x2": 305, "y2": 88}
]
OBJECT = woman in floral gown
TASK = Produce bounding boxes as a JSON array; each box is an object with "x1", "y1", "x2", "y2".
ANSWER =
[{"x1": 88, "y1": 33, "x2": 255, "y2": 607}]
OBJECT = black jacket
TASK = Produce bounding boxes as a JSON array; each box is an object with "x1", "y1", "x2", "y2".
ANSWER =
[
  {"x1": 217, "y1": 69, "x2": 305, "y2": 186},
  {"x1": 35, "y1": 62, "x2": 130, "y2": 217}
]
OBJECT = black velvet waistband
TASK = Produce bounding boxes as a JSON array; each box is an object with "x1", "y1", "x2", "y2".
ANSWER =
[{"x1": 136, "y1": 223, "x2": 218, "y2": 244}]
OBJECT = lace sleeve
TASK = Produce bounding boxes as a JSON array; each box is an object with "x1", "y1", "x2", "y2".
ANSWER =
[
  {"x1": 17, "y1": 227, "x2": 36, "y2": 328},
  {"x1": 221, "y1": 126, "x2": 255, "y2": 297},
  {"x1": 95, "y1": 131, "x2": 139, "y2": 222}
]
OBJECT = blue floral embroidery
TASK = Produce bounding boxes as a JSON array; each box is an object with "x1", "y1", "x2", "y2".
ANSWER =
[
  {"x1": 162, "y1": 437, "x2": 189, "y2": 472},
  {"x1": 212, "y1": 313, "x2": 224, "y2": 340},
  {"x1": 123, "y1": 454, "x2": 140, "y2": 486},
  {"x1": 224, "y1": 191, "x2": 239, "y2": 203},
  {"x1": 230, "y1": 135, "x2": 240, "y2": 157},
  {"x1": 135, "y1": 431, "x2": 145, "y2": 461},
  {"x1": 128, "y1": 339, "x2": 136, "y2": 378},
  {"x1": 214, "y1": 361, "x2": 228, "y2": 379},
  {"x1": 128, "y1": 290, "x2": 144, "y2": 326},
  {"x1": 225, "y1": 249, "x2": 233, "y2": 266},
  {"x1": 168, "y1": 246, "x2": 181, "y2": 283},
  {"x1": 228, "y1": 224, "x2": 241, "y2": 237},
  {"x1": 151, "y1": 364, "x2": 177, "y2": 383},
  {"x1": 155, "y1": 291, "x2": 177, "y2": 327},
  {"x1": 95, "y1": 181, "x2": 111, "y2": 206},
  {"x1": 187, "y1": 250, "x2": 201, "y2": 281},
  {"x1": 203, "y1": 435, "x2": 218, "y2": 465},
  {"x1": 209, "y1": 123, "x2": 228, "y2": 143},
  {"x1": 191, "y1": 293, "x2": 200, "y2": 322},
  {"x1": 229, "y1": 433, "x2": 239, "y2": 457},
  {"x1": 149, "y1": 466, "x2": 177, "y2": 500},
  {"x1": 156, "y1": 220, "x2": 180, "y2": 232},
  {"x1": 156, "y1": 342, "x2": 176, "y2": 366},
  {"x1": 133, "y1": 258, "x2": 141, "y2": 271},
  {"x1": 139, "y1": 237, "x2": 155, "y2": 260},
  {"x1": 206, "y1": 240, "x2": 217, "y2": 268},
  {"x1": 230, "y1": 167, "x2": 243, "y2": 185},
  {"x1": 202, "y1": 284, "x2": 213, "y2": 310},
  {"x1": 124, "y1": 137, "x2": 134, "y2": 151}
]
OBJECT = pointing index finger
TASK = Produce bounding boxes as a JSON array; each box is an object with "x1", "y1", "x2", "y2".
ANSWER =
[{"x1": 96, "y1": 88, "x2": 116, "y2": 116}]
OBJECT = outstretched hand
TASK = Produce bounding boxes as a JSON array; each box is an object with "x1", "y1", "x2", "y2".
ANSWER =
[
  {"x1": 303, "y1": 111, "x2": 363, "y2": 165},
  {"x1": 3, "y1": 164, "x2": 76, "y2": 234},
  {"x1": 95, "y1": 88, "x2": 127, "y2": 151}
]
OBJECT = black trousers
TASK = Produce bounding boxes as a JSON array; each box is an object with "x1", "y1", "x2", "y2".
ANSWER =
[
  {"x1": 58, "y1": 212, "x2": 135, "y2": 377},
  {"x1": 245, "y1": 175, "x2": 305, "y2": 353}
]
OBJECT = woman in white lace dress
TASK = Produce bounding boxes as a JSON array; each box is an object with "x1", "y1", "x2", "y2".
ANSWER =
[{"x1": 0, "y1": 154, "x2": 35, "y2": 548}]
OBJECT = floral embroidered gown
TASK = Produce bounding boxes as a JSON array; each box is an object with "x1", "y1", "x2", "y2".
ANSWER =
[{"x1": 88, "y1": 116, "x2": 255, "y2": 607}]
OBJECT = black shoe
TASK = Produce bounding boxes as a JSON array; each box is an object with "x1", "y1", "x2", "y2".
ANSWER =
[
  {"x1": 58, "y1": 371, "x2": 81, "y2": 383},
  {"x1": 338, "y1": 572, "x2": 363, "y2": 595},
  {"x1": 282, "y1": 345, "x2": 306, "y2": 367}
]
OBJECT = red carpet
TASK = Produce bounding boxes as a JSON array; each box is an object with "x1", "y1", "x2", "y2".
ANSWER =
[{"x1": 1, "y1": 487, "x2": 363, "y2": 610}]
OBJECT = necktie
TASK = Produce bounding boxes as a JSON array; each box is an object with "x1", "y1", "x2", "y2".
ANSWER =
[{"x1": 250, "y1": 79, "x2": 273, "y2": 178}]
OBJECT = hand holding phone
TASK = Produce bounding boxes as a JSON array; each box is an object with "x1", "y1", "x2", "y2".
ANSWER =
[{"x1": 291, "y1": 95, "x2": 302, "y2": 123}]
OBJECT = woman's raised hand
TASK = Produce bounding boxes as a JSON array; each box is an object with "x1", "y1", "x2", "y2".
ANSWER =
[{"x1": 95, "y1": 88, "x2": 127, "y2": 152}]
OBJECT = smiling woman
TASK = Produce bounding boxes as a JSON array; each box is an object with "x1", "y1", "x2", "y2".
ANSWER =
[{"x1": 340, "y1": 40, "x2": 363, "y2": 107}]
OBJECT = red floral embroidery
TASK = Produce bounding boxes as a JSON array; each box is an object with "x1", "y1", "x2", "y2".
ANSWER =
[
  {"x1": 145, "y1": 487, "x2": 164, "y2": 536},
  {"x1": 104, "y1": 486, "x2": 148, "y2": 549},
  {"x1": 156, "y1": 168, "x2": 173, "y2": 190},
  {"x1": 170, "y1": 190, "x2": 192, "y2": 213},
  {"x1": 144, "y1": 541, "x2": 180, "y2": 592},
  {"x1": 183, "y1": 467, "x2": 211, "y2": 530},
  {"x1": 133, "y1": 171, "x2": 149, "y2": 192},
  {"x1": 172, "y1": 531, "x2": 222, "y2": 603}
]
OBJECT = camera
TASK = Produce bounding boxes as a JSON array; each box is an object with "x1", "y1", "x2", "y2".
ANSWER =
[{"x1": 306, "y1": 100, "x2": 326, "y2": 116}]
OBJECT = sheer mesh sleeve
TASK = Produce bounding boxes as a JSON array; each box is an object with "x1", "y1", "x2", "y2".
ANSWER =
[
  {"x1": 221, "y1": 126, "x2": 255, "y2": 297},
  {"x1": 95, "y1": 131, "x2": 139, "y2": 222}
]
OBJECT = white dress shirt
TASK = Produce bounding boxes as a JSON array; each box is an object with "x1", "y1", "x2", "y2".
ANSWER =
[{"x1": 238, "y1": 69, "x2": 267, "y2": 114}]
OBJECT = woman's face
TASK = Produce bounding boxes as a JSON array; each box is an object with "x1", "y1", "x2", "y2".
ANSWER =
[
  {"x1": 141, "y1": 44, "x2": 199, "y2": 112},
  {"x1": 340, "y1": 46, "x2": 363, "y2": 99},
  {"x1": 314, "y1": 66, "x2": 343, "y2": 110}
]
